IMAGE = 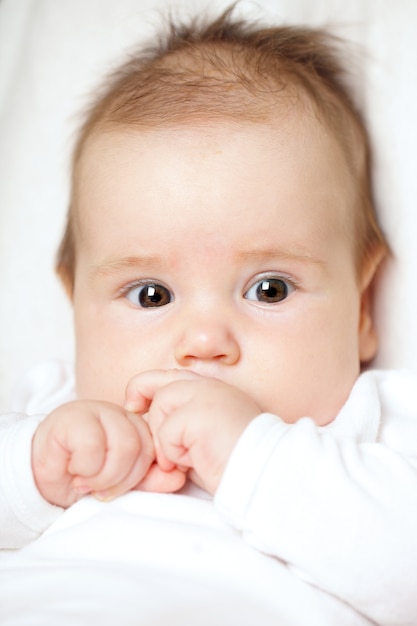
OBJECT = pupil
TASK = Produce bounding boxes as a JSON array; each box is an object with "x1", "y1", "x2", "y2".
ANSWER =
[
  {"x1": 139, "y1": 285, "x2": 167, "y2": 306},
  {"x1": 257, "y1": 279, "x2": 287, "y2": 302},
  {"x1": 147, "y1": 286, "x2": 160, "y2": 303}
]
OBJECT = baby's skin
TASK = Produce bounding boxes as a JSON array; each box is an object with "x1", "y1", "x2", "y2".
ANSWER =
[{"x1": 32, "y1": 369, "x2": 260, "y2": 507}]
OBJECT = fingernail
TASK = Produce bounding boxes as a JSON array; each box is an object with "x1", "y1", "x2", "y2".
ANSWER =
[
  {"x1": 124, "y1": 401, "x2": 137, "y2": 413},
  {"x1": 93, "y1": 491, "x2": 116, "y2": 502}
]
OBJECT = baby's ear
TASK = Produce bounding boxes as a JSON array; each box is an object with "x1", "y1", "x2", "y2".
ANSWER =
[
  {"x1": 358, "y1": 249, "x2": 386, "y2": 363},
  {"x1": 56, "y1": 264, "x2": 74, "y2": 300},
  {"x1": 55, "y1": 217, "x2": 75, "y2": 300}
]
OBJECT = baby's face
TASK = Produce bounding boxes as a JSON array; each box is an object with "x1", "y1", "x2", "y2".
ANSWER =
[{"x1": 72, "y1": 117, "x2": 376, "y2": 425}]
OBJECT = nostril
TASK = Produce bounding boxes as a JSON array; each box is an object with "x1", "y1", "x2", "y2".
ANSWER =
[{"x1": 174, "y1": 328, "x2": 240, "y2": 366}]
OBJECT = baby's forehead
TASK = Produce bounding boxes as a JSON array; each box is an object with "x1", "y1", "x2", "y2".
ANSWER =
[
  {"x1": 73, "y1": 31, "x2": 363, "y2": 192},
  {"x1": 75, "y1": 100, "x2": 355, "y2": 199},
  {"x1": 74, "y1": 113, "x2": 356, "y2": 238},
  {"x1": 57, "y1": 22, "x2": 386, "y2": 293},
  {"x1": 76, "y1": 104, "x2": 336, "y2": 183},
  {"x1": 67, "y1": 109, "x2": 366, "y2": 290}
]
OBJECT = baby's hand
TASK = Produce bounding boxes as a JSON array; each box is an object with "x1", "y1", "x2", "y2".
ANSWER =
[
  {"x1": 32, "y1": 400, "x2": 171, "y2": 508},
  {"x1": 125, "y1": 370, "x2": 261, "y2": 494}
]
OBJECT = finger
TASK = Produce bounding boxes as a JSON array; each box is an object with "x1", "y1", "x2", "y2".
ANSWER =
[
  {"x1": 92, "y1": 444, "x2": 154, "y2": 501},
  {"x1": 65, "y1": 417, "x2": 107, "y2": 478},
  {"x1": 124, "y1": 369, "x2": 202, "y2": 413},
  {"x1": 77, "y1": 410, "x2": 153, "y2": 494},
  {"x1": 34, "y1": 407, "x2": 107, "y2": 480},
  {"x1": 151, "y1": 438, "x2": 188, "y2": 474},
  {"x1": 145, "y1": 381, "x2": 200, "y2": 468},
  {"x1": 33, "y1": 408, "x2": 108, "y2": 507},
  {"x1": 32, "y1": 427, "x2": 82, "y2": 507},
  {"x1": 153, "y1": 435, "x2": 177, "y2": 472},
  {"x1": 134, "y1": 462, "x2": 187, "y2": 493},
  {"x1": 155, "y1": 411, "x2": 192, "y2": 469}
]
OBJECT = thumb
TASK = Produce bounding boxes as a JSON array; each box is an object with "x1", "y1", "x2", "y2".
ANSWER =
[
  {"x1": 134, "y1": 462, "x2": 187, "y2": 493},
  {"x1": 124, "y1": 369, "x2": 202, "y2": 413}
]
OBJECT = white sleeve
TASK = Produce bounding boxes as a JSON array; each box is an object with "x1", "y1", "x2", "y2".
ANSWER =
[
  {"x1": 0, "y1": 360, "x2": 74, "y2": 549},
  {"x1": 0, "y1": 413, "x2": 63, "y2": 549},
  {"x1": 214, "y1": 373, "x2": 417, "y2": 626}
]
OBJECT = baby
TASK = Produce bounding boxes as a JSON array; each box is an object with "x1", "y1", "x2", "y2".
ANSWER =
[{"x1": 1, "y1": 7, "x2": 417, "y2": 624}]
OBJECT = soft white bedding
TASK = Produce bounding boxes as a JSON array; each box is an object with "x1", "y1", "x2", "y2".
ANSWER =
[{"x1": 0, "y1": 491, "x2": 372, "y2": 626}]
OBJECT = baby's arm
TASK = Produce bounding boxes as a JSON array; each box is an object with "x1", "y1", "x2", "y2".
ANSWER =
[
  {"x1": 0, "y1": 412, "x2": 63, "y2": 549},
  {"x1": 215, "y1": 413, "x2": 417, "y2": 625},
  {"x1": 0, "y1": 398, "x2": 186, "y2": 550},
  {"x1": 125, "y1": 369, "x2": 417, "y2": 626}
]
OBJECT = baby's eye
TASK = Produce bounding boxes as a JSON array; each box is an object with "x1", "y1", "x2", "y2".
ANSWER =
[
  {"x1": 244, "y1": 277, "x2": 293, "y2": 304},
  {"x1": 125, "y1": 283, "x2": 173, "y2": 308}
]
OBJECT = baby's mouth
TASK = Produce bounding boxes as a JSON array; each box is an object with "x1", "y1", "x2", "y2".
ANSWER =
[{"x1": 178, "y1": 365, "x2": 226, "y2": 383}]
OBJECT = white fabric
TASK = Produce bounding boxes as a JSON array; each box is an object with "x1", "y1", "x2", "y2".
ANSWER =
[
  {"x1": 0, "y1": 412, "x2": 61, "y2": 549},
  {"x1": 1, "y1": 0, "x2": 417, "y2": 411},
  {"x1": 0, "y1": 360, "x2": 74, "y2": 549},
  {"x1": 1, "y1": 363, "x2": 417, "y2": 624},
  {"x1": 216, "y1": 371, "x2": 417, "y2": 625},
  {"x1": 0, "y1": 492, "x2": 370, "y2": 626}
]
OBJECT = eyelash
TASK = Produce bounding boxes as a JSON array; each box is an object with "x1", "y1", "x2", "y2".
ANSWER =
[
  {"x1": 119, "y1": 280, "x2": 174, "y2": 308},
  {"x1": 244, "y1": 274, "x2": 297, "y2": 304},
  {"x1": 119, "y1": 274, "x2": 298, "y2": 309}
]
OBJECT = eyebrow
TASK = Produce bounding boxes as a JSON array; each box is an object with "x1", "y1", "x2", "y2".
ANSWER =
[
  {"x1": 90, "y1": 247, "x2": 324, "y2": 280},
  {"x1": 237, "y1": 248, "x2": 325, "y2": 266},
  {"x1": 89, "y1": 255, "x2": 167, "y2": 279}
]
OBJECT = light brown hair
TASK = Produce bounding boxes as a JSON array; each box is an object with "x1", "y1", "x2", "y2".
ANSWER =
[{"x1": 56, "y1": 5, "x2": 388, "y2": 295}]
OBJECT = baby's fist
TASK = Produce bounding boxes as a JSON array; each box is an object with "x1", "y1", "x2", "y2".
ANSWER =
[
  {"x1": 32, "y1": 400, "x2": 154, "y2": 508},
  {"x1": 125, "y1": 370, "x2": 261, "y2": 494}
]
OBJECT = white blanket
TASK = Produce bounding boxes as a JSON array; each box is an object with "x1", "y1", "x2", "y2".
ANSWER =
[{"x1": 0, "y1": 491, "x2": 372, "y2": 626}]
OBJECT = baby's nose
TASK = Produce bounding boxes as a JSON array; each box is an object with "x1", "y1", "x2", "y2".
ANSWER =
[{"x1": 174, "y1": 319, "x2": 240, "y2": 366}]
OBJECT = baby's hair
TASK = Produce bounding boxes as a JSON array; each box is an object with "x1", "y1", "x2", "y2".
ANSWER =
[{"x1": 57, "y1": 4, "x2": 388, "y2": 294}]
